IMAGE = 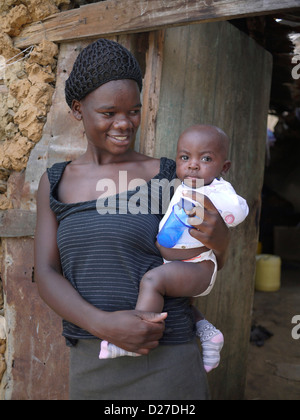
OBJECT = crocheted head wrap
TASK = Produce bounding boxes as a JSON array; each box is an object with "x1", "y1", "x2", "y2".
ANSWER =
[{"x1": 65, "y1": 38, "x2": 143, "y2": 108}]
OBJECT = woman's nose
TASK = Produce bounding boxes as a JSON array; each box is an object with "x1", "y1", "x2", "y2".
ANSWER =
[{"x1": 113, "y1": 116, "x2": 131, "y2": 130}]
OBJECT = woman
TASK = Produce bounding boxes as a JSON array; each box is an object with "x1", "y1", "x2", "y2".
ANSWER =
[{"x1": 34, "y1": 38, "x2": 230, "y2": 400}]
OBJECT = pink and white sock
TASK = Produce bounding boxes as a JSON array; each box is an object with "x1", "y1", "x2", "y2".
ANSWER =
[
  {"x1": 196, "y1": 320, "x2": 224, "y2": 373},
  {"x1": 99, "y1": 340, "x2": 141, "y2": 359}
]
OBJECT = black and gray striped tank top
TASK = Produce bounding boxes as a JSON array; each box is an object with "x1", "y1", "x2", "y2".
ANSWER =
[{"x1": 47, "y1": 157, "x2": 195, "y2": 345}]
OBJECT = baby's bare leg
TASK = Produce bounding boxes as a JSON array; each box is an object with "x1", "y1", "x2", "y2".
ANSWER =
[
  {"x1": 100, "y1": 261, "x2": 214, "y2": 360},
  {"x1": 136, "y1": 260, "x2": 214, "y2": 312}
]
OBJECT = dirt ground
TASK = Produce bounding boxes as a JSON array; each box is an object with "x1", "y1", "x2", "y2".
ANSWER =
[{"x1": 245, "y1": 262, "x2": 300, "y2": 400}]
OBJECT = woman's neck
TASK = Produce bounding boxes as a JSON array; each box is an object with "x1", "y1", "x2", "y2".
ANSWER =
[{"x1": 78, "y1": 146, "x2": 140, "y2": 166}]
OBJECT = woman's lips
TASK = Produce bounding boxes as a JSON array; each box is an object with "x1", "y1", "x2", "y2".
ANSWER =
[{"x1": 107, "y1": 134, "x2": 131, "y2": 145}]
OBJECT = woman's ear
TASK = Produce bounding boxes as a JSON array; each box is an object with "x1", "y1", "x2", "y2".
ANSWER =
[
  {"x1": 71, "y1": 100, "x2": 82, "y2": 121},
  {"x1": 221, "y1": 160, "x2": 231, "y2": 176}
]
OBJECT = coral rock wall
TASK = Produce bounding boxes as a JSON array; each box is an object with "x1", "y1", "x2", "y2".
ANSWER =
[{"x1": 0, "y1": 0, "x2": 64, "y2": 209}]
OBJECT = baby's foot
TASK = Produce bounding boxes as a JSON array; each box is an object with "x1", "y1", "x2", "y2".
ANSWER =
[
  {"x1": 99, "y1": 340, "x2": 141, "y2": 359},
  {"x1": 196, "y1": 320, "x2": 224, "y2": 373}
]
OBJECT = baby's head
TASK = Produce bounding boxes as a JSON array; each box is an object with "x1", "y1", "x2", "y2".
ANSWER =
[{"x1": 176, "y1": 124, "x2": 231, "y2": 187}]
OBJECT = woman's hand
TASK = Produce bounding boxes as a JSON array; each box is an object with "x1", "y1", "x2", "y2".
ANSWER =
[
  {"x1": 183, "y1": 191, "x2": 230, "y2": 269},
  {"x1": 98, "y1": 310, "x2": 167, "y2": 355}
]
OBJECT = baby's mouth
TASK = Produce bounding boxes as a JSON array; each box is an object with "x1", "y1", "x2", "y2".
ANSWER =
[
  {"x1": 185, "y1": 175, "x2": 202, "y2": 181},
  {"x1": 183, "y1": 176, "x2": 204, "y2": 188}
]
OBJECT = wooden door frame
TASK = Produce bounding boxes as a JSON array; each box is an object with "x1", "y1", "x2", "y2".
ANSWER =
[{"x1": 14, "y1": 0, "x2": 300, "y2": 48}]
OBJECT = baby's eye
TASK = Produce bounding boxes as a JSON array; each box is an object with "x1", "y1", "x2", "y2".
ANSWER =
[
  {"x1": 181, "y1": 155, "x2": 189, "y2": 161},
  {"x1": 201, "y1": 156, "x2": 212, "y2": 162}
]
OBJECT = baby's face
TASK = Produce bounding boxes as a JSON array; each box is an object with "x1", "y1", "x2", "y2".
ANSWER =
[{"x1": 176, "y1": 127, "x2": 230, "y2": 187}]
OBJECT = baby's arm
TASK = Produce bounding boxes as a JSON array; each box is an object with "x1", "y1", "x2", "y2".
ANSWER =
[{"x1": 156, "y1": 241, "x2": 209, "y2": 262}]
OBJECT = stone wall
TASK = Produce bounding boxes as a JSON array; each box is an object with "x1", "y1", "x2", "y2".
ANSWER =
[{"x1": 0, "y1": 1, "x2": 65, "y2": 209}]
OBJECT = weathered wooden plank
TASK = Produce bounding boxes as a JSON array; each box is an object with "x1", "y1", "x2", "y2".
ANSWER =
[
  {"x1": 14, "y1": 0, "x2": 300, "y2": 48},
  {"x1": 154, "y1": 21, "x2": 272, "y2": 400},
  {"x1": 139, "y1": 30, "x2": 165, "y2": 157},
  {"x1": 0, "y1": 210, "x2": 36, "y2": 238},
  {"x1": 154, "y1": 22, "x2": 220, "y2": 159}
]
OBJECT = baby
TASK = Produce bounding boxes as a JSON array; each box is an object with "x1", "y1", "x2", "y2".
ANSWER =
[{"x1": 100, "y1": 125, "x2": 249, "y2": 372}]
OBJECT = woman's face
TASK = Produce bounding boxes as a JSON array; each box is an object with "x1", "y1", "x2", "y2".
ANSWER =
[{"x1": 72, "y1": 79, "x2": 142, "y2": 156}]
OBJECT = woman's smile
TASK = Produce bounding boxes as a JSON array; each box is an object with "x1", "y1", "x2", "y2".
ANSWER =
[{"x1": 107, "y1": 133, "x2": 131, "y2": 146}]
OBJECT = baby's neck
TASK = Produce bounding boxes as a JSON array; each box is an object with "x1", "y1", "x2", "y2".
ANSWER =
[{"x1": 181, "y1": 177, "x2": 220, "y2": 189}]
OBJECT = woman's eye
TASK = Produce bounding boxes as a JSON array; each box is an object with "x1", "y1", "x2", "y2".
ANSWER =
[
  {"x1": 102, "y1": 112, "x2": 114, "y2": 117},
  {"x1": 129, "y1": 109, "x2": 141, "y2": 116}
]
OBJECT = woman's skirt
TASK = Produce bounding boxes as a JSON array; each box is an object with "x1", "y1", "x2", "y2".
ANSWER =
[{"x1": 69, "y1": 338, "x2": 209, "y2": 400}]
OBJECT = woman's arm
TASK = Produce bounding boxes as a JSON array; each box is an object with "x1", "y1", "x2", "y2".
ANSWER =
[{"x1": 34, "y1": 172, "x2": 166, "y2": 354}]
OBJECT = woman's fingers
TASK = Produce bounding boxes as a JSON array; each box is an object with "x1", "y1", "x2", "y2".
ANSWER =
[
  {"x1": 182, "y1": 190, "x2": 230, "y2": 263},
  {"x1": 183, "y1": 191, "x2": 217, "y2": 212},
  {"x1": 139, "y1": 312, "x2": 168, "y2": 323},
  {"x1": 183, "y1": 191, "x2": 216, "y2": 229}
]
